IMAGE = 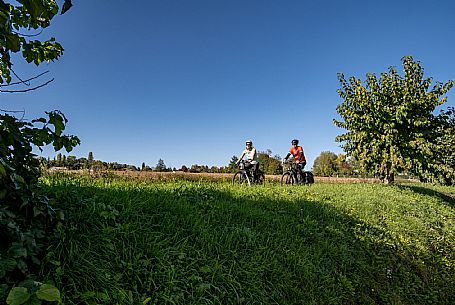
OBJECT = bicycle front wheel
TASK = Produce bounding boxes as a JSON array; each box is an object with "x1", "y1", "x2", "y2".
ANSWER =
[
  {"x1": 232, "y1": 171, "x2": 251, "y2": 186},
  {"x1": 280, "y1": 172, "x2": 294, "y2": 185}
]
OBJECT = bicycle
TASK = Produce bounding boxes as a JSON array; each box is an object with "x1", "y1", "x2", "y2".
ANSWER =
[
  {"x1": 232, "y1": 161, "x2": 265, "y2": 186},
  {"x1": 280, "y1": 161, "x2": 314, "y2": 185}
]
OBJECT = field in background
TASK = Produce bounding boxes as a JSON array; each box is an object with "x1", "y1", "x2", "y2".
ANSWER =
[
  {"x1": 47, "y1": 169, "x2": 418, "y2": 184},
  {"x1": 40, "y1": 173, "x2": 454, "y2": 304}
]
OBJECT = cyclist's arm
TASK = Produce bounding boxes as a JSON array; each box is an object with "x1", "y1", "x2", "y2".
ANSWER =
[
  {"x1": 284, "y1": 152, "x2": 291, "y2": 160},
  {"x1": 298, "y1": 151, "x2": 304, "y2": 162},
  {"x1": 236, "y1": 152, "x2": 245, "y2": 164},
  {"x1": 252, "y1": 148, "x2": 257, "y2": 161}
]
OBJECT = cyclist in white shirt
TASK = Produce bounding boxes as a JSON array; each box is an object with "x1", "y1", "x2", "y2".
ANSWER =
[{"x1": 236, "y1": 140, "x2": 259, "y2": 174}]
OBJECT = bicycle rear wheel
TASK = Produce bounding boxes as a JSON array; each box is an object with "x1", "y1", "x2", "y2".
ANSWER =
[
  {"x1": 232, "y1": 171, "x2": 251, "y2": 186},
  {"x1": 305, "y1": 171, "x2": 315, "y2": 184},
  {"x1": 280, "y1": 172, "x2": 294, "y2": 185}
]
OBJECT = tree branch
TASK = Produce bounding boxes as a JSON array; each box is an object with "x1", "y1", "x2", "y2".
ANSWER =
[
  {"x1": 0, "y1": 108, "x2": 26, "y2": 120},
  {"x1": 0, "y1": 71, "x2": 50, "y2": 87},
  {"x1": 12, "y1": 29, "x2": 44, "y2": 37},
  {"x1": 0, "y1": 78, "x2": 54, "y2": 93}
]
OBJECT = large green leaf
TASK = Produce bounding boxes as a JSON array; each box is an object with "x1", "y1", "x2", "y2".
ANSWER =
[
  {"x1": 35, "y1": 284, "x2": 60, "y2": 302},
  {"x1": 6, "y1": 287, "x2": 30, "y2": 305},
  {"x1": 0, "y1": 162, "x2": 7, "y2": 176},
  {"x1": 48, "y1": 112, "x2": 65, "y2": 136},
  {"x1": 8, "y1": 243, "x2": 27, "y2": 258}
]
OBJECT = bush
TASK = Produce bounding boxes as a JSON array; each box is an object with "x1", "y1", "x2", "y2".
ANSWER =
[{"x1": 0, "y1": 111, "x2": 79, "y2": 302}]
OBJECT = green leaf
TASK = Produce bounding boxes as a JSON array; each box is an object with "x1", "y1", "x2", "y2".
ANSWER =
[
  {"x1": 61, "y1": 0, "x2": 72, "y2": 14},
  {"x1": 48, "y1": 113, "x2": 64, "y2": 136},
  {"x1": 0, "y1": 162, "x2": 7, "y2": 176},
  {"x1": 6, "y1": 34, "x2": 21, "y2": 52},
  {"x1": 8, "y1": 243, "x2": 27, "y2": 258},
  {"x1": 35, "y1": 284, "x2": 60, "y2": 302},
  {"x1": 3, "y1": 258, "x2": 18, "y2": 272},
  {"x1": 6, "y1": 287, "x2": 30, "y2": 305},
  {"x1": 0, "y1": 189, "x2": 6, "y2": 199},
  {"x1": 24, "y1": 294, "x2": 41, "y2": 305}
]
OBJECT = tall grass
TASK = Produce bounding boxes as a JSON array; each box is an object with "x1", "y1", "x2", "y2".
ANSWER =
[{"x1": 40, "y1": 174, "x2": 455, "y2": 304}]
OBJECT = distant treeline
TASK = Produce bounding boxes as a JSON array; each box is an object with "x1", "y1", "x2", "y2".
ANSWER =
[
  {"x1": 42, "y1": 150, "x2": 287, "y2": 175},
  {"x1": 42, "y1": 150, "x2": 373, "y2": 177}
]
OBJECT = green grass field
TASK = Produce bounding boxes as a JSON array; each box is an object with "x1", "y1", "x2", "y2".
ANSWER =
[{"x1": 40, "y1": 174, "x2": 455, "y2": 305}]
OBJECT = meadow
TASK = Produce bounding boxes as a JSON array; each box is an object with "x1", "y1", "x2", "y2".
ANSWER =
[{"x1": 39, "y1": 173, "x2": 455, "y2": 305}]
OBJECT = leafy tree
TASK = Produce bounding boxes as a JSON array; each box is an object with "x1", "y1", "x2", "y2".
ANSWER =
[
  {"x1": 88, "y1": 151, "x2": 94, "y2": 162},
  {"x1": 423, "y1": 107, "x2": 455, "y2": 184},
  {"x1": 257, "y1": 150, "x2": 282, "y2": 175},
  {"x1": 0, "y1": 0, "x2": 72, "y2": 90},
  {"x1": 1, "y1": 1, "x2": 76, "y2": 301},
  {"x1": 0, "y1": 111, "x2": 79, "y2": 301},
  {"x1": 228, "y1": 156, "x2": 238, "y2": 172},
  {"x1": 155, "y1": 159, "x2": 167, "y2": 172},
  {"x1": 334, "y1": 56, "x2": 453, "y2": 183},
  {"x1": 313, "y1": 151, "x2": 338, "y2": 176},
  {"x1": 56, "y1": 152, "x2": 62, "y2": 166}
]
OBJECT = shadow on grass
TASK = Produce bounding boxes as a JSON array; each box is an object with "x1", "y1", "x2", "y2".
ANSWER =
[
  {"x1": 41, "y1": 178, "x2": 454, "y2": 305},
  {"x1": 396, "y1": 184, "x2": 455, "y2": 207}
]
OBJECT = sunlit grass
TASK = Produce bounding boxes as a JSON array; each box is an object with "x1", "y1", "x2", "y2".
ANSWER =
[{"x1": 40, "y1": 174, "x2": 455, "y2": 304}]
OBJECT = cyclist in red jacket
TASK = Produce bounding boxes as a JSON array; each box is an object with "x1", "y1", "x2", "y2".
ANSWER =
[{"x1": 283, "y1": 139, "x2": 307, "y2": 172}]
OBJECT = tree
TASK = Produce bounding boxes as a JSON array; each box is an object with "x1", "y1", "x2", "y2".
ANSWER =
[
  {"x1": 228, "y1": 155, "x2": 238, "y2": 172},
  {"x1": 1, "y1": 1, "x2": 76, "y2": 301},
  {"x1": 0, "y1": 111, "x2": 79, "y2": 301},
  {"x1": 0, "y1": 0, "x2": 73, "y2": 91},
  {"x1": 313, "y1": 151, "x2": 338, "y2": 177},
  {"x1": 334, "y1": 56, "x2": 453, "y2": 183},
  {"x1": 257, "y1": 150, "x2": 282, "y2": 175},
  {"x1": 141, "y1": 162, "x2": 146, "y2": 171},
  {"x1": 56, "y1": 152, "x2": 62, "y2": 166},
  {"x1": 423, "y1": 107, "x2": 455, "y2": 184},
  {"x1": 88, "y1": 151, "x2": 94, "y2": 162},
  {"x1": 155, "y1": 159, "x2": 167, "y2": 172}
]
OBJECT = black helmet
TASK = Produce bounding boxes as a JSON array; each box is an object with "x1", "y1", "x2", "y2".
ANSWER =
[
  {"x1": 291, "y1": 139, "x2": 299, "y2": 145},
  {"x1": 245, "y1": 140, "x2": 253, "y2": 145}
]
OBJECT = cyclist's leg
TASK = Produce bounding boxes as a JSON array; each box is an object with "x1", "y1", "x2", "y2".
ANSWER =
[{"x1": 298, "y1": 161, "x2": 307, "y2": 181}]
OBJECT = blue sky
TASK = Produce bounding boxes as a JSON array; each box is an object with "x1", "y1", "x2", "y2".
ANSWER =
[{"x1": 3, "y1": 0, "x2": 455, "y2": 169}]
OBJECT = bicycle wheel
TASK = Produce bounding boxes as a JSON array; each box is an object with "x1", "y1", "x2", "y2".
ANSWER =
[
  {"x1": 280, "y1": 172, "x2": 294, "y2": 185},
  {"x1": 305, "y1": 171, "x2": 315, "y2": 184},
  {"x1": 256, "y1": 173, "x2": 265, "y2": 185},
  {"x1": 232, "y1": 171, "x2": 251, "y2": 186}
]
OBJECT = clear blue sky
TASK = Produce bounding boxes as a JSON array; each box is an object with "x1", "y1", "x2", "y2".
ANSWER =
[{"x1": 3, "y1": 0, "x2": 455, "y2": 169}]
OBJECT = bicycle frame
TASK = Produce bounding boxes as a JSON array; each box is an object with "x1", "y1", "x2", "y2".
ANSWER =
[{"x1": 232, "y1": 161, "x2": 264, "y2": 186}]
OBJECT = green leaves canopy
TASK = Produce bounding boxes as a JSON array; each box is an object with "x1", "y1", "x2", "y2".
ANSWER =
[
  {"x1": 334, "y1": 56, "x2": 453, "y2": 183},
  {"x1": 0, "y1": 0, "x2": 72, "y2": 84}
]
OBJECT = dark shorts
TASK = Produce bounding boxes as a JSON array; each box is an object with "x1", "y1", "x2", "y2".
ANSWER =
[
  {"x1": 245, "y1": 162, "x2": 259, "y2": 172},
  {"x1": 297, "y1": 161, "x2": 306, "y2": 171}
]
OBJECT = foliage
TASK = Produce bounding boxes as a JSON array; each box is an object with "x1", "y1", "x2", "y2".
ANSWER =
[
  {"x1": 42, "y1": 155, "x2": 139, "y2": 171},
  {"x1": 0, "y1": 0, "x2": 72, "y2": 85},
  {"x1": 6, "y1": 282, "x2": 61, "y2": 305},
  {"x1": 313, "y1": 151, "x2": 338, "y2": 176},
  {"x1": 257, "y1": 150, "x2": 282, "y2": 175},
  {"x1": 422, "y1": 107, "x2": 455, "y2": 184},
  {"x1": 313, "y1": 151, "x2": 357, "y2": 177},
  {"x1": 155, "y1": 158, "x2": 167, "y2": 172},
  {"x1": 0, "y1": 111, "x2": 79, "y2": 302},
  {"x1": 40, "y1": 173, "x2": 455, "y2": 304},
  {"x1": 334, "y1": 56, "x2": 454, "y2": 184},
  {"x1": 87, "y1": 151, "x2": 93, "y2": 163},
  {"x1": 228, "y1": 155, "x2": 238, "y2": 172}
]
